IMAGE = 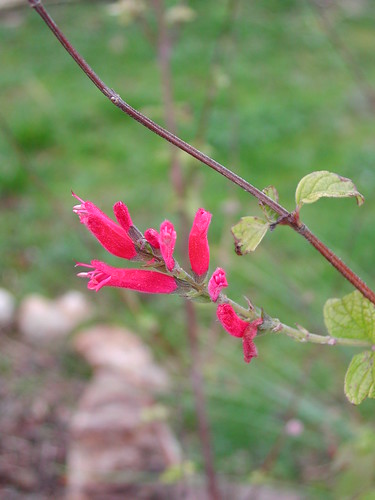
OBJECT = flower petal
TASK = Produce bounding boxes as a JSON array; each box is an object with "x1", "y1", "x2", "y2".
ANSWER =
[
  {"x1": 216, "y1": 303, "x2": 249, "y2": 338},
  {"x1": 188, "y1": 208, "x2": 212, "y2": 277},
  {"x1": 159, "y1": 220, "x2": 176, "y2": 271},
  {"x1": 242, "y1": 318, "x2": 262, "y2": 363},
  {"x1": 208, "y1": 267, "x2": 228, "y2": 302},
  {"x1": 77, "y1": 260, "x2": 178, "y2": 294},
  {"x1": 73, "y1": 195, "x2": 136, "y2": 259}
]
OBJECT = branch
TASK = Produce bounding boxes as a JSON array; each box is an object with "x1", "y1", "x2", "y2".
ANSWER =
[
  {"x1": 278, "y1": 322, "x2": 373, "y2": 348},
  {"x1": 152, "y1": 2, "x2": 220, "y2": 498},
  {"x1": 223, "y1": 296, "x2": 374, "y2": 348},
  {"x1": 27, "y1": 0, "x2": 375, "y2": 306}
]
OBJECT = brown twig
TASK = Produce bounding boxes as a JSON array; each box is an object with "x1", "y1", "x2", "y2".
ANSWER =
[
  {"x1": 152, "y1": 2, "x2": 220, "y2": 497},
  {"x1": 27, "y1": 0, "x2": 375, "y2": 306},
  {"x1": 185, "y1": 300, "x2": 221, "y2": 500},
  {"x1": 152, "y1": 0, "x2": 185, "y2": 200}
]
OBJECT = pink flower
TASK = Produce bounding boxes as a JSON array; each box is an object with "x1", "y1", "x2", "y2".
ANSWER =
[
  {"x1": 188, "y1": 208, "x2": 212, "y2": 277},
  {"x1": 73, "y1": 193, "x2": 136, "y2": 260},
  {"x1": 159, "y1": 220, "x2": 176, "y2": 271},
  {"x1": 208, "y1": 268, "x2": 228, "y2": 302},
  {"x1": 216, "y1": 303, "x2": 248, "y2": 338},
  {"x1": 144, "y1": 228, "x2": 161, "y2": 249},
  {"x1": 216, "y1": 303, "x2": 262, "y2": 363},
  {"x1": 77, "y1": 260, "x2": 178, "y2": 294},
  {"x1": 242, "y1": 325, "x2": 261, "y2": 363},
  {"x1": 113, "y1": 201, "x2": 133, "y2": 232}
]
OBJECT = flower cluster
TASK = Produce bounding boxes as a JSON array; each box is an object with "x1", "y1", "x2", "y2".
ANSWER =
[{"x1": 73, "y1": 194, "x2": 262, "y2": 363}]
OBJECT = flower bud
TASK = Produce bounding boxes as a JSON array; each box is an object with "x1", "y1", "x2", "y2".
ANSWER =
[
  {"x1": 188, "y1": 208, "x2": 212, "y2": 277},
  {"x1": 208, "y1": 268, "x2": 228, "y2": 302},
  {"x1": 159, "y1": 220, "x2": 176, "y2": 271}
]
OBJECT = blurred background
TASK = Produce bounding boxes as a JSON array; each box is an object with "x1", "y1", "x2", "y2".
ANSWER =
[{"x1": 1, "y1": 0, "x2": 375, "y2": 498}]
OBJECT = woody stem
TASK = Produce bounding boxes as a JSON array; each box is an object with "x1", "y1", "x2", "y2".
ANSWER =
[
  {"x1": 27, "y1": 0, "x2": 375, "y2": 306},
  {"x1": 152, "y1": 1, "x2": 220, "y2": 497},
  {"x1": 219, "y1": 294, "x2": 373, "y2": 348}
]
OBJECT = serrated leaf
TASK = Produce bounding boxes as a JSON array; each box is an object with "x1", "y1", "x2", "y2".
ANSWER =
[
  {"x1": 295, "y1": 170, "x2": 364, "y2": 208},
  {"x1": 324, "y1": 291, "x2": 375, "y2": 342},
  {"x1": 231, "y1": 216, "x2": 269, "y2": 255},
  {"x1": 259, "y1": 186, "x2": 279, "y2": 223},
  {"x1": 344, "y1": 351, "x2": 375, "y2": 405}
]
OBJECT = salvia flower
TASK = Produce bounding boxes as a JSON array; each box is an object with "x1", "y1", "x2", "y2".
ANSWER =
[
  {"x1": 188, "y1": 208, "x2": 212, "y2": 277},
  {"x1": 159, "y1": 220, "x2": 176, "y2": 271},
  {"x1": 242, "y1": 319, "x2": 262, "y2": 363},
  {"x1": 216, "y1": 303, "x2": 262, "y2": 363},
  {"x1": 144, "y1": 228, "x2": 161, "y2": 249},
  {"x1": 77, "y1": 260, "x2": 178, "y2": 294},
  {"x1": 73, "y1": 193, "x2": 136, "y2": 260},
  {"x1": 208, "y1": 267, "x2": 228, "y2": 302},
  {"x1": 113, "y1": 201, "x2": 133, "y2": 232}
]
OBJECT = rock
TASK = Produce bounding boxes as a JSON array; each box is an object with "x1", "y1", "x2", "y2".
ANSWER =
[
  {"x1": 67, "y1": 326, "x2": 303, "y2": 499},
  {"x1": 73, "y1": 325, "x2": 168, "y2": 391},
  {"x1": 67, "y1": 325, "x2": 181, "y2": 499},
  {"x1": 18, "y1": 295, "x2": 58, "y2": 341},
  {"x1": 55, "y1": 291, "x2": 92, "y2": 332},
  {"x1": 18, "y1": 292, "x2": 92, "y2": 342},
  {"x1": 0, "y1": 288, "x2": 16, "y2": 329}
]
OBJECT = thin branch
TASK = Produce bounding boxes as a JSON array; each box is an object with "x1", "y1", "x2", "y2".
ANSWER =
[
  {"x1": 223, "y1": 295, "x2": 374, "y2": 348},
  {"x1": 2, "y1": 0, "x2": 112, "y2": 14},
  {"x1": 27, "y1": 0, "x2": 375, "y2": 306},
  {"x1": 152, "y1": 0, "x2": 185, "y2": 200},
  {"x1": 152, "y1": 1, "x2": 220, "y2": 498},
  {"x1": 278, "y1": 322, "x2": 373, "y2": 348},
  {"x1": 185, "y1": 301, "x2": 221, "y2": 500}
]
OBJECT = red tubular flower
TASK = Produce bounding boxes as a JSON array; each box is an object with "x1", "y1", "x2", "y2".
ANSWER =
[
  {"x1": 159, "y1": 220, "x2": 176, "y2": 271},
  {"x1": 216, "y1": 303, "x2": 248, "y2": 338},
  {"x1": 144, "y1": 228, "x2": 161, "y2": 249},
  {"x1": 113, "y1": 201, "x2": 133, "y2": 232},
  {"x1": 208, "y1": 268, "x2": 228, "y2": 302},
  {"x1": 73, "y1": 194, "x2": 136, "y2": 260},
  {"x1": 188, "y1": 208, "x2": 212, "y2": 277},
  {"x1": 243, "y1": 325, "x2": 260, "y2": 363},
  {"x1": 216, "y1": 303, "x2": 263, "y2": 363},
  {"x1": 77, "y1": 260, "x2": 178, "y2": 294}
]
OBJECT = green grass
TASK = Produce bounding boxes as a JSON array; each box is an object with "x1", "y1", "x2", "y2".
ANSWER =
[{"x1": 1, "y1": 0, "x2": 375, "y2": 495}]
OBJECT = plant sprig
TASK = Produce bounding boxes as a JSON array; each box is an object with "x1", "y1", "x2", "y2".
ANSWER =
[{"x1": 27, "y1": 0, "x2": 375, "y2": 306}]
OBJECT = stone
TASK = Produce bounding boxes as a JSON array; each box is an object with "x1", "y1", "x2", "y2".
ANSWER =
[
  {"x1": 67, "y1": 325, "x2": 181, "y2": 499},
  {"x1": 73, "y1": 325, "x2": 168, "y2": 391},
  {"x1": 54, "y1": 291, "x2": 92, "y2": 333},
  {"x1": 18, "y1": 292, "x2": 92, "y2": 342},
  {"x1": 0, "y1": 288, "x2": 16, "y2": 329}
]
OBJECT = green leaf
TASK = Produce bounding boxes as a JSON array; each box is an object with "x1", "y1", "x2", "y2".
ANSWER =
[
  {"x1": 231, "y1": 216, "x2": 269, "y2": 255},
  {"x1": 295, "y1": 170, "x2": 364, "y2": 209},
  {"x1": 344, "y1": 351, "x2": 375, "y2": 405},
  {"x1": 324, "y1": 291, "x2": 375, "y2": 342},
  {"x1": 259, "y1": 186, "x2": 279, "y2": 223}
]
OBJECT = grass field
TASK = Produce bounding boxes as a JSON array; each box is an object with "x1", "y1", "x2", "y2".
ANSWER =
[{"x1": 1, "y1": 0, "x2": 375, "y2": 496}]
